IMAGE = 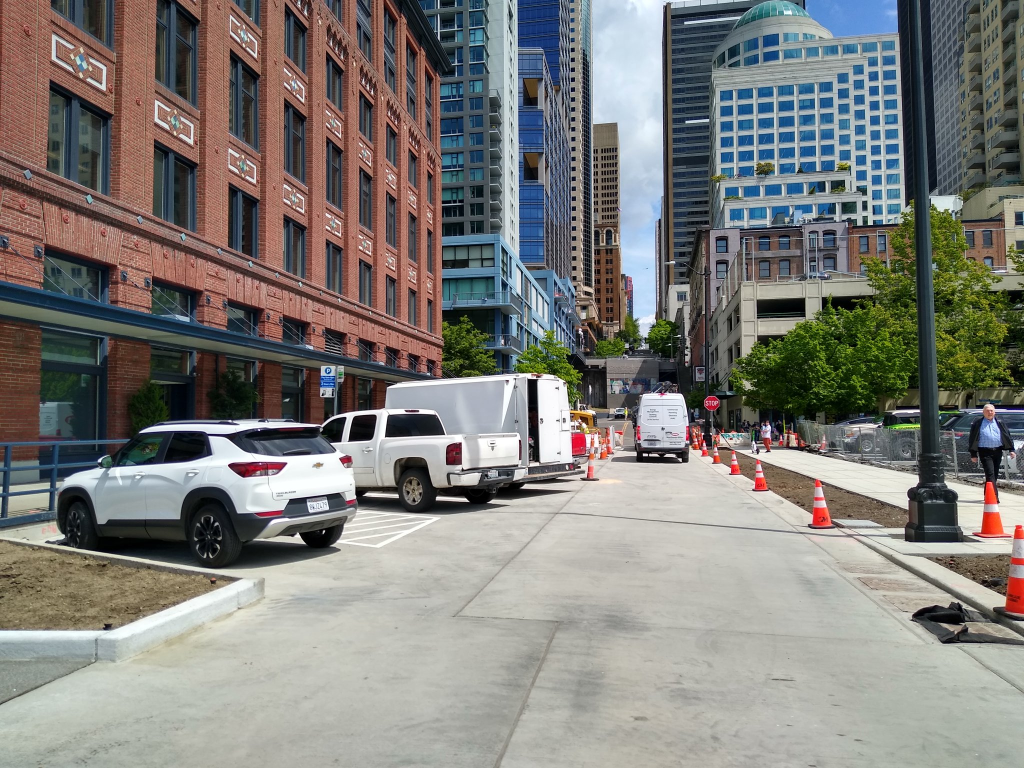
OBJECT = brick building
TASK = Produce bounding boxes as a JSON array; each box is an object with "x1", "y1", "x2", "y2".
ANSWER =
[
  {"x1": 848, "y1": 219, "x2": 1008, "y2": 273},
  {"x1": 0, "y1": 0, "x2": 449, "y2": 447}
]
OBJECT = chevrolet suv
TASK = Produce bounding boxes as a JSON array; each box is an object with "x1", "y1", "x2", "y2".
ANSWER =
[{"x1": 57, "y1": 421, "x2": 357, "y2": 567}]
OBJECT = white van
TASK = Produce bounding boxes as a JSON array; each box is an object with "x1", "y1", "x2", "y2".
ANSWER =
[{"x1": 635, "y1": 392, "x2": 690, "y2": 463}]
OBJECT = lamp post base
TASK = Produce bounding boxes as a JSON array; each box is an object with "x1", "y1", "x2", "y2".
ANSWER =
[{"x1": 906, "y1": 482, "x2": 962, "y2": 543}]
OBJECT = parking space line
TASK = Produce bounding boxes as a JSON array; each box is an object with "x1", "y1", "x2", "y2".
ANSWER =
[
  {"x1": 346, "y1": 514, "x2": 421, "y2": 528},
  {"x1": 339, "y1": 516, "x2": 439, "y2": 548},
  {"x1": 343, "y1": 520, "x2": 431, "y2": 534}
]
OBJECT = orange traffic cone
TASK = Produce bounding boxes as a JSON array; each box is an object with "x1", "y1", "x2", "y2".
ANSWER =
[
  {"x1": 808, "y1": 479, "x2": 835, "y2": 529},
  {"x1": 700, "y1": 441, "x2": 709, "y2": 457},
  {"x1": 819, "y1": 435, "x2": 827, "y2": 452},
  {"x1": 997, "y1": 526, "x2": 1024, "y2": 620},
  {"x1": 582, "y1": 451, "x2": 598, "y2": 481},
  {"x1": 607, "y1": 427, "x2": 615, "y2": 456},
  {"x1": 729, "y1": 451, "x2": 742, "y2": 475},
  {"x1": 974, "y1": 482, "x2": 1012, "y2": 538},
  {"x1": 753, "y1": 460, "x2": 769, "y2": 491},
  {"x1": 712, "y1": 445, "x2": 722, "y2": 464}
]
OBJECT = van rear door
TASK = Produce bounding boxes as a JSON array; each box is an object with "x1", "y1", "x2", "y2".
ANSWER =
[{"x1": 640, "y1": 399, "x2": 687, "y2": 450}]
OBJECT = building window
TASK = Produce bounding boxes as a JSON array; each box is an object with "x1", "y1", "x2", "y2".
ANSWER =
[
  {"x1": 284, "y1": 104, "x2": 305, "y2": 182},
  {"x1": 808, "y1": 232, "x2": 818, "y2": 248},
  {"x1": 386, "y1": 125, "x2": 397, "y2": 165},
  {"x1": 155, "y1": 0, "x2": 197, "y2": 104},
  {"x1": 44, "y1": 252, "x2": 105, "y2": 302},
  {"x1": 359, "y1": 171, "x2": 373, "y2": 229},
  {"x1": 965, "y1": 230, "x2": 975, "y2": 248},
  {"x1": 427, "y1": 172, "x2": 434, "y2": 203},
  {"x1": 1016, "y1": 211, "x2": 1024, "y2": 227},
  {"x1": 715, "y1": 237, "x2": 728, "y2": 253},
  {"x1": 427, "y1": 230, "x2": 434, "y2": 273},
  {"x1": 359, "y1": 95, "x2": 374, "y2": 141},
  {"x1": 47, "y1": 88, "x2": 109, "y2": 193},
  {"x1": 427, "y1": 299, "x2": 434, "y2": 333},
  {"x1": 326, "y1": 141, "x2": 343, "y2": 210},
  {"x1": 228, "y1": 187, "x2": 258, "y2": 258},
  {"x1": 326, "y1": 57, "x2": 344, "y2": 112},
  {"x1": 284, "y1": 8, "x2": 306, "y2": 72},
  {"x1": 153, "y1": 145, "x2": 195, "y2": 230},
  {"x1": 151, "y1": 284, "x2": 193, "y2": 322},
  {"x1": 408, "y1": 289, "x2": 417, "y2": 326},
  {"x1": 386, "y1": 194, "x2": 397, "y2": 247},
  {"x1": 759, "y1": 260, "x2": 770, "y2": 278},
  {"x1": 878, "y1": 232, "x2": 888, "y2": 251},
  {"x1": 52, "y1": 0, "x2": 112, "y2": 46},
  {"x1": 236, "y1": 0, "x2": 258, "y2": 25},
  {"x1": 282, "y1": 319, "x2": 306, "y2": 347},
  {"x1": 326, "y1": 241, "x2": 343, "y2": 293},
  {"x1": 281, "y1": 367, "x2": 304, "y2": 420},
  {"x1": 407, "y1": 47, "x2": 418, "y2": 119},
  {"x1": 359, "y1": 261, "x2": 372, "y2": 306},
  {"x1": 356, "y1": 0, "x2": 372, "y2": 60},
  {"x1": 823, "y1": 231, "x2": 837, "y2": 248},
  {"x1": 408, "y1": 215, "x2": 417, "y2": 263},
  {"x1": 859, "y1": 235, "x2": 869, "y2": 253},
  {"x1": 983, "y1": 230, "x2": 993, "y2": 247},
  {"x1": 283, "y1": 218, "x2": 306, "y2": 277},
  {"x1": 779, "y1": 259, "x2": 790, "y2": 276},
  {"x1": 408, "y1": 152, "x2": 418, "y2": 187},
  {"x1": 823, "y1": 255, "x2": 836, "y2": 272},
  {"x1": 984, "y1": 256, "x2": 995, "y2": 269},
  {"x1": 326, "y1": 0, "x2": 340, "y2": 22},
  {"x1": 229, "y1": 56, "x2": 259, "y2": 148},
  {"x1": 40, "y1": 330, "x2": 102, "y2": 441},
  {"x1": 385, "y1": 276, "x2": 396, "y2": 317},
  {"x1": 716, "y1": 260, "x2": 728, "y2": 279},
  {"x1": 383, "y1": 12, "x2": 397, "y2": 92},
  {"x1": 425, "y1": 73, "x2": 433, "y2": 140},
  {"x1": 227, "y1": 303, "x2": 258, "y2": 335},
  {"x1": 758, "y1": 235, "x2": 770, "y2": 251}
]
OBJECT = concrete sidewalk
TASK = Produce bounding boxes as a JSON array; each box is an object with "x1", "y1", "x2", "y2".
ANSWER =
[{"x1": 744, "y1": 445, "x2": 1022, "y2": 555}]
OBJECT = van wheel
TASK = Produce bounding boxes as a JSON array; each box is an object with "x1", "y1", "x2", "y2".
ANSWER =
[
  {"x1": 681, "y1": 450, "x2": 690, "y2": 464},
  {"x1": 636, "y1": 450, "x2": 645, "y2": 463},
  {"x1": 399, "y1": 468, "x2": 437, "y2": 513}
]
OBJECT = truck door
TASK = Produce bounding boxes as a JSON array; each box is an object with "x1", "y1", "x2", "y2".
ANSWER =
[
  {"x1": 342, "y1": 413, "x2": 379, "y2": 486},
  {"x1": 534, "y1": 378, "x2": 567, "y2": 463}
]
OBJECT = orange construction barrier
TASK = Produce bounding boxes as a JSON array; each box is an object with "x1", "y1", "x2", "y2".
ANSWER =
[
  {"x1": 729, "y1": 451, "x2": 742, "y2": 475},
  {"x1": 974, "y1": 482, "x2": 1012, "y2": 538},
  {"x1": 808, "y1": 479, "x2": 835, "y2": 529},
  {"x1": 998, "y1": 526, "x2": 1024, "y2": 620},
  {"x1": 753, "y1": 460, "x2": 769, "y2": 491},
  {"x1": 712, "y1": 445, "x2": 722, "y2": 464},
  {"x1": 582, "y1": 451, "x2": 598, "y2": 481}
]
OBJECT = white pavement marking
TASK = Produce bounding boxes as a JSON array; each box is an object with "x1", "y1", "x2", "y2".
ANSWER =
[{"x1": 340, "y1": 513, "x2": 439, "y2": 548}]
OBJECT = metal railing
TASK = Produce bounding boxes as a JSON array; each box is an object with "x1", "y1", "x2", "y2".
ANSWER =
[{"x1": 0, "y1": 439, "x2": 129, "y2": 527}]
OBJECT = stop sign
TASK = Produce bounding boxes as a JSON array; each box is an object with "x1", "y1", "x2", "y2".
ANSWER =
[{"x1": 704, "y1": 396, "x2": 721, "y2": 411}]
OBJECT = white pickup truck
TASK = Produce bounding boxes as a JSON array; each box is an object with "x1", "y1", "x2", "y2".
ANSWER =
[{"x1": 321, "y1": 409, "x2": 523, "y2": 512}]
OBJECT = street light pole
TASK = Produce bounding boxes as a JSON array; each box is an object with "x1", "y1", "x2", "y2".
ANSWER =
[{"x1": 905, "y1": 0, "x2": 962, "y2": 542}]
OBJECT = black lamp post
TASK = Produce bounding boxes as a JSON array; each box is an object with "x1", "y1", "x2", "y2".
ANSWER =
[{"x1": 905, "y1": 0, "x2": 962, "y2": 542}]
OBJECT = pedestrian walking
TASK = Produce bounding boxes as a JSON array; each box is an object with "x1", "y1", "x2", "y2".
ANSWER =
[
  {"x1": 751, "y1": 423, "x2": 760, "y2": 453},
  {"x1": 969, "y1": 404, "x2": 1016, "y2": 502},
  {"x1": 761, "y1": 421, "x2": 773, "y2": 453}
]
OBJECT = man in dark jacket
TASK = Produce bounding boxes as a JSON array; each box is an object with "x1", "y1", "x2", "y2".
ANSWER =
[{"x1": 969, "y1": 404, "x2": 1017, "y2": 501}]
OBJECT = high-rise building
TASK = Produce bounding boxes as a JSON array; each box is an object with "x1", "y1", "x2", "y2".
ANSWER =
[
  {"x1": 421, "y1": 0, "x2": 519, "y2": 244},
  {"x1": 569, "y1": 0, "x2": 597, "y2": 329},
  {"x1": 519, "y1": 0, "x2": 571, "y2": 92},
  {"x1": 708, "y1": 3, "x2": 906, "y2": 228},
  {"x1": 661, "y1": 0, "x2": 807, "y2": 290},
  {"x1": 593, "y1": 123, "x2": 623, "y2": 333},
  {"x1": 897, "y1": 0, "x2": 963, "y2": 196},
  {"x1": 957, "y1": 0, "x2": 1021, "y2": 193},
  {"x1": 0, "y1": 0, "x2": 449, "y2": 444}
]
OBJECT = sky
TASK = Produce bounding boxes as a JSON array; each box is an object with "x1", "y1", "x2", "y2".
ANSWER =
[{"x1": 591, "y1": 0, "x2": 899, "y2": 334}]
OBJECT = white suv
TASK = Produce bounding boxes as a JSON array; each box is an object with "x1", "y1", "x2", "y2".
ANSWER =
[{"x1": 57, "y1": 420, "x2": 357, "y2": 567}]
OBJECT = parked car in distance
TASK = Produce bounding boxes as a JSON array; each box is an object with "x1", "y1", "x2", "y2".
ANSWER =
[
  {"x1": 57, "y1": 421, "x2": 357, "y2": 567},
  {"x1": 942, "y1": 409, "x2": 1024, "y2": 473},
  {"x1": 635, "y1": 392, "x2": 690, "y2": 463},
  {"x1": 612, "y1": 407, "x2": 626, "y2": 419},
  {"x1": 322, "y1": 409, "x2": 523, "y2": 511}
]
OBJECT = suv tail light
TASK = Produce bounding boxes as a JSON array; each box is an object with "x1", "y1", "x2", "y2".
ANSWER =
[
  {"x1": 229, "y1": 462, "x2": 286, "y2": 478},
  {"x1": 339, "y1": 454, "x2": 353, "y2": 469},
  {"x1": 445, "y1": 442, "x2": 462, "y2": 466}
]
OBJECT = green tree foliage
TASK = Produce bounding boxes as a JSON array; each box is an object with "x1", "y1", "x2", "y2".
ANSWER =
[
  {"x1": 616, "y1": 314, "x2": 644, "y2": 348},
  {"x1": 128, "y1": 381, "x2": 170, "y2": 434},
  {"x1": 593, "y1": 338, "x2": 626, "y2": 358},
  {"x1": 755, "y1": 161, "x2": 775, "y2": 178},
  {"x1": 441, "y1": 316, "x2": 498, "y2": 377},
  {"x1": 514, "y1": 331, "x2": 583, "y2": 403},
  {"x1": 209, "y1": 369, "x2": 261, "y2": 419},
  {"x1": 646, "y1": 319, "x2": 680, "y2": 358}
]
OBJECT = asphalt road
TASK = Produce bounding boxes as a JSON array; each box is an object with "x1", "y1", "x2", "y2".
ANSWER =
[{"x1": 3, "y1": 422, "x2": 1024, "y2": 766}]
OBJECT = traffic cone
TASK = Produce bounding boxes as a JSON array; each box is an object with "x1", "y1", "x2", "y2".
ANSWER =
[
  {"x1": 819, "y1": 435, "x2": 828, "y2": 452},
  {"x1": 607, "y1": 427, "x2": 614, "y2": 456},
  {"x1": 582, "y1": 451, "x2": 599, "y2": 481},
  {"x1": 808, "y1": 479, "x2": 835, "y2": 529},
  {"x1": 996, "y1": 525, "x2": 1024, "y2": 619},
  {"x1": 700, "y1": 441, "x2": 709, "y2": 457},
  {"x1": 712, "y1": 445, "x2": 722, "y2": 464},
  {"x1": 753, "y1": 460, "x2": 769, "y2": 491},
  {"x1": 729, "y1": 451, "x2": 742, "y2": 475},
  {"x1": 599, "y1": 438, "x2": 607, "y2": 460},
  {"x1": 974, "y1": 482, "x2": 1012, "y2": 538},
  {"x1": 778, "y1": 435, "x2": 784, "y2": 447}
]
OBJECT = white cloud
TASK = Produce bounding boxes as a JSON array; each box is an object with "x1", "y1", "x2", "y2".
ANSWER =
[
  {"x1": 637, "y1": 313, "x2": 656, "y2": 337},
  {"x1": 593, "y1": 0, "x2": 665, "y2": 324}
]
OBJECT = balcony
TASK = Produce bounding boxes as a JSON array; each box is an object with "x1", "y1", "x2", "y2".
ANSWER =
[
  {"x1": 1002, "y1": 0, "x2": 1018, "y2": 23},
  {"x1": 966, "y1": 11, "x2": 980, "y2": 33},
  {"x1": 970, "y1": 110, "x2": 985, "y2": 131},
  {"x1": 993, "y1": 127, "x2": 1020, "y2": 147},
  {"x1": 968, "y1": 0, "x2": 980, "y2": 11},
  {"x1": 1004, "y1": 19, "x2": 1016, "y2": 43},
  {"x1": 965, "y1": 149, "x2": 985, "y2": 169},
  {"x1": 964, "y1": 168, "x2": 987, "y2": 189},
  {"x1": 490, "y1": 195, "x2": 502, "y2": 211},
  {"x1": 1000, "y1": 108, "x2": 1019, "y2": 126},
  {"x1": 1005, "y1": 61, "x2": 1018, "y2": 86},
  {"x1": 968, "y1": 73, "x2": 983, "y2": 93},
  {"x1": 993, "y1": 150, "x2": 1020, "y2": 170},
  {"x1": 968, "y1": 32, "x2": 982, "y2": 53},
  {"x1": 1004, "y1": 43, "x2": 1016, "y2": 64},
  {"x1": 970, "y1": 131, "x2": 985, "y2": 151},
  {"x1": 969, "y1": 92, "x2": 984, "y2": 112},
  {"x1": 1005, "y1": 85, "x2": 1018, "y2": 107},
  {"x1": 485, "y1": 334, "x2": 524, "y2": 353},
  {"x1": 443, "y1": 290, "x2": 524, "y2": 316},
  {"x1": 488, "y1": 89, "x2": 501, "y2": 109}
]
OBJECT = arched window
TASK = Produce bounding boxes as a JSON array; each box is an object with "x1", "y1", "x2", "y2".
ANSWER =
[
  {"x1": 715, "y1": 237, "x2": 729, "y2": 253},
  {"x1": 716, "y1": 260, "x2": 729, "y2": 279},
  {"x1": 823, "y1": 230, "x2": 837, "y2": 248},
  {"x1": 605, "y1": 228, "x2": 614, "y2": 245}
]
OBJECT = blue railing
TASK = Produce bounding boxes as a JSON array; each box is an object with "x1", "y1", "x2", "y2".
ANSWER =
[{"x1": 0, "y1": 439, "x2": 128, "y2": 528}]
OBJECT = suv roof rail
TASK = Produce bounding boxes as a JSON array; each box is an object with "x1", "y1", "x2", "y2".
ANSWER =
[{"x1": 149, "y1": 419, "x2": 239, "y2": 427}]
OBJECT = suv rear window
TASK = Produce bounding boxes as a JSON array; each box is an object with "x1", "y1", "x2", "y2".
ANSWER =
[
  {"x1": 385, "y1": 413, "x2": 445, "y2": 437},
  {"x1": 232, "y1": 427, "x2": 337, "y2": 456}
]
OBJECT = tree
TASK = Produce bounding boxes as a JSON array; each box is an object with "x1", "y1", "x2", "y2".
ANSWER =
[
  {"x1": 594, "y1": 338, "x2": 626, "y2": 358},
  {"x1": 646, "y1": 319, "x2": 680, "y2": 358},
  {"x1": 836, "y1": 161, "x2": 851, "y2": 171},
  {"x1": 755, "y1": 161, "x2": 775, "y2": 178},
  {"x1": 209, "y1": 369, "x2": 260, "y2": 419},
  {"x1": 442, "y1": 316, "x2": 498, "y2": 377},
  {"x1": 514, "y1": 331, "x2": 583, "y2": 403},
  {"x1": 129, "y1": 381, "x2": 169, "y2": 434},
  {"x1": 616, "y1": 314, "x2": 644, "y2": 348}
]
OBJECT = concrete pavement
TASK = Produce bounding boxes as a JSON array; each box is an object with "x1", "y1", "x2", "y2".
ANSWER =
[{"x1": 3, "y1": 435, "x2": 1024, "y2": 766}]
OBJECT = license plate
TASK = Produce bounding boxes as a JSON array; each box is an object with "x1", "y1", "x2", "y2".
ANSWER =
[{"x1": 307, "y1": 497, "x2": 329, "y2": 513}]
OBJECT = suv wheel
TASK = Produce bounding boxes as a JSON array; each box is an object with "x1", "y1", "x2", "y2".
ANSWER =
[
  {"x1": 188, "y1": 503, "x2": 242, "y2": 568},
  {"x1": 300, "y1": 524, "x2": 345, "y2": 548},
  {"x1": 464, "y1": 488, "x2": 497, "y2": 504},
  {"x1": 65, "y1": 501, "x2": 100, "y2": 551},
  {"x1": 399, "y1": 468, "x2": 437, "y2": 513}
]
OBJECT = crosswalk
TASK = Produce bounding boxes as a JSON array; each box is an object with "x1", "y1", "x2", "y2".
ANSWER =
[{"x1": 338, "y1": 509, "x2": 440, "y2": 548}]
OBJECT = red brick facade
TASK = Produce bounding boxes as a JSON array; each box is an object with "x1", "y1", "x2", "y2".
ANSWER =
[
  {"x1": 849, "y1": 220, "x2": 1007, "y2": 273},
  {"x1": 0, "y1": 0, "x2": 445, "y2": 440}
]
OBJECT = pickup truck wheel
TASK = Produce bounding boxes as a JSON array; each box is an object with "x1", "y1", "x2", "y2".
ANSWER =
[
  {"x1": 464, "y1": 488, "x2": 498, "y2": 504},
  {"x1": 399, "y1": 468, "x2": 437, "y2": 513},
  {"x1": 505, "y1": 482, "x2": 527, "y2": 492},
  {"x1": 300, "y1": 524, "x2": 345, "y2": 548}
]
